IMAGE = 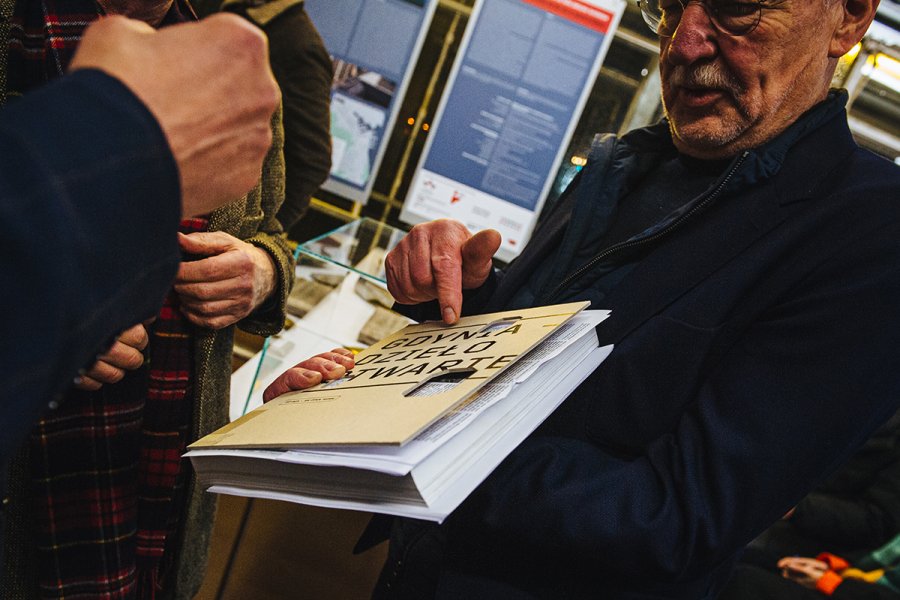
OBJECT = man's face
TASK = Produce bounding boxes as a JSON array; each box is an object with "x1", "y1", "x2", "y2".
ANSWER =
[{"x1": 660, "y1": 0, "x2": 840, "y2": 159}]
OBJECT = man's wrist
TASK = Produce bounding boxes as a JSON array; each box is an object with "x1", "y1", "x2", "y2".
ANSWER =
[{"x1": 251, "y1": 245, "x2": 277, "y2": 307}]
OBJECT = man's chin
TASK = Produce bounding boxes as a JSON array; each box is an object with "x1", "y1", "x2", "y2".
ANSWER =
[{"x1": 668, "y1": 115, "x2": 746, "y2": 157}]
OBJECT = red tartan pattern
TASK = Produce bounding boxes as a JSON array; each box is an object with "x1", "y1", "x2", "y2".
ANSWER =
[
  {"x1": 6, "y1": 0, "x2": 101, "y2": 96},
  {"x1": 31, "y1": 386, "x2": 143, "y2": 599},
  {"x1": 23, "y1": 216, "x2": 205, "y2": 599}
]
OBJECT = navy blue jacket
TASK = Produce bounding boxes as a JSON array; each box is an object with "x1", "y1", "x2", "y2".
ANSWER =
[
  {"x1": 0, "y1": 70, "x2": 181, "y2": 509},
  {"x1": 387, "y1": 94, "x2": 900, "y2": 599}
]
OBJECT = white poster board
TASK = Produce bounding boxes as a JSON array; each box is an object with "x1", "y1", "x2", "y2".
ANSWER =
[{"x1": 401, "y1": 0, "x2": 626, "y2": 261}]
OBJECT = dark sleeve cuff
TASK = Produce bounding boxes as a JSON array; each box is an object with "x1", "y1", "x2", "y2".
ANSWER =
[{"x1": 0, "y1": 68, "x2": 182, "y2": 455}]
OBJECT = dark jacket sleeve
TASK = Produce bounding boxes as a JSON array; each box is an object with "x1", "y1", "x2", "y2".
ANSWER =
[
  {"x1": 791, "y1": 438, "x2": 900, "y2": 551},
  {"x1": 0, "y1": 69, "x2": 181, "y2": 464},
  {"x1": 267, "y1": 3, "x2": 332, "y2": 231}
]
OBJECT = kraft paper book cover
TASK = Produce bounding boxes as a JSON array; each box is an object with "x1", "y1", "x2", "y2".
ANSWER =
[
  {"x1": 186, "y1": 308, "x2": 611, "y2": 521},
  {"x1": 190, "y1": 301, "x2": 590, "y2": 450}
]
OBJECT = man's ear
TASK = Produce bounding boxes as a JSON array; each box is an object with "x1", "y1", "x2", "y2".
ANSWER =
[{"x1": 829, "y1": 0, "x2": 879, "y2": 58}]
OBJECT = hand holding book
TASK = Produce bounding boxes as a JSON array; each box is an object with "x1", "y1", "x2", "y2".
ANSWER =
[{"x1": 262, "y1": 348, "x2": 355, "y2": 403}]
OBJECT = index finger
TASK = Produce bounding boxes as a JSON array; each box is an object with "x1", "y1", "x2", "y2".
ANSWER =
[
  {"x1": 176, "y1": 254, "x2": 233, "y2": 284},
  {"x1": 118, "y1": 323, "x2": 149, "y2": 351},
  {"x1": 430, "y1": 236, "x2": 464, "y2": 324}
]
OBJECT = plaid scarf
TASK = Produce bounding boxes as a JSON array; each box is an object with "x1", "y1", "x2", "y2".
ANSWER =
[
  {"x1": 27, "y1": 218, "x2": 206, "y2": 600},
  {"x1": 7, "y1": 0, "x2": 195, "y2": 97},
  {"x1": 135, "y1": 219, "x2": 208, "y2": 596},
  {"x1": 8, "y1": 4, "x2": 202, "y2": 596}
]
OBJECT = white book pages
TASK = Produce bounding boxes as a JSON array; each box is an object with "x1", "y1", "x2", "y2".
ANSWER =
[
  {"x1": 187, "y1": 311, "x2": 609, "y2": 476},
  {"x1": 203, "y1": 343, "x2": 613, "y2": 522}
]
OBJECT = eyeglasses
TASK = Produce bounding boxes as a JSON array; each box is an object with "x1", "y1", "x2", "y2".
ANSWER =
[{"x1": 636, "y1": 0, "x2": 763, "y2": 37}]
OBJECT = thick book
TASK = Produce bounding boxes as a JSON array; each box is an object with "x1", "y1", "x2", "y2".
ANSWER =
[
  {"x1": 191, "y1": 301, "x2": 591, "y2": 448},
  {"x1": 186, "y1": 303, "x2": 612, "y2": 521}
]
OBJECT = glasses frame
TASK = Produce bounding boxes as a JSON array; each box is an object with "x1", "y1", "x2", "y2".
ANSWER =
[{"x1": 636, "y1": 0, "x2": 764, "y2": 38}]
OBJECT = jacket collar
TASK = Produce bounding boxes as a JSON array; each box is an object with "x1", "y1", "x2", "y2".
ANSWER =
[
  {"x1": 221, "y1": 0, "x2": 303, "y2": 24},
  {"x1": 616, "y1": 89, "x2": 851, "y2": 199},
  {"x1": 491, "y1": 93, "x2": 857, "y2": 329},
  {"x1": 597, "y1": 92, "x2": 857, "y2": 344},
  {"x1": 738, "y1": 89, "x2": 854, "y2": 205}
]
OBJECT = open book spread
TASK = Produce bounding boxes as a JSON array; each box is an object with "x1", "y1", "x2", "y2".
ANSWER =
[{"x1": 186, "y1": 304, "x2": 613, "y2": 521}]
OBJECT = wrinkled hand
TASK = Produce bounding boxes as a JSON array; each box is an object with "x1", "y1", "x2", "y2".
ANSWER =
[
  {"x1": 69, "y1": 15, "x2": 279, "y2": 218},
  {"x1": 385, "y1": 219, "x2": 500, "y2": 325},
  {"x1": 262, "y1": 348, "x2": 355, "y2": 402},
  {"x1": 174, "y1": 231, "x2": 276, "y2": 330},
  {"x1": 74, "y1": 323, "x2": 148, "y2": 391},
  {"x1": 778, "y1": 556, "x2": 829, "y2": 589}
]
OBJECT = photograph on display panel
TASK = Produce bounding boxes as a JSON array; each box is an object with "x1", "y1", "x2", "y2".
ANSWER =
[{"x1": 304, "y1": 0, "x2": 437, "y2": 203}]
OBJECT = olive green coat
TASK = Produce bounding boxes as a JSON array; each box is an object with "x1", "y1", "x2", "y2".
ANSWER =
[{"x1": 165, "y1": 105, "x2": 294, "y2": 600}]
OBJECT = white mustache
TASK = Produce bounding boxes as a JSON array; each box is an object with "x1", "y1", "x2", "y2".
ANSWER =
[{"x1": 669, "y1": 63, "x2": 743, "y2": 97}]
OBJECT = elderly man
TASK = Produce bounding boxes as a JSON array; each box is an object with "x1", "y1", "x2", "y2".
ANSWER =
[{"x1": 368, "y1": 0, "x2": 900, "y2": 597}]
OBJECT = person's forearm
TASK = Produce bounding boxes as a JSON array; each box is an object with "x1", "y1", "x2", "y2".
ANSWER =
[{"x1": 0, "y1": 69, "x2": 181, "y2": 461}]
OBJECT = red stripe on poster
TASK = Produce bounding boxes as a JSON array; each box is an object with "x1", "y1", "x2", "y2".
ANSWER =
[{"x1": 522, "y1": 0, "x2": 613, "y2": 33}]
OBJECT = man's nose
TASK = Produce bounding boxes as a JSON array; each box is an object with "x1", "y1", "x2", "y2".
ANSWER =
[{"x1": 665, "y1": 2, "x2": 718, "y2": 65}]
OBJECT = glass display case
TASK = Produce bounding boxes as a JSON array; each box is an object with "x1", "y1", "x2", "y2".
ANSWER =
[
  {"x1": 295, "y1": 217, "x2": 408, "y2": 284},
  {"x1": 231, "y1": 219, "x2": 412, "y2": 420}
]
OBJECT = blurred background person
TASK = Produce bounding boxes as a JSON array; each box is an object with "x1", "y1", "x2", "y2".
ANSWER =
[
  {"x1": 222, "y1": 0, "x2": 333, "y2": 232},
  {"x1": 0, "y1": 11, "x2": 279, "y2": 573},
  {"x1": 722, "y1": 531, "x2": 900, "y2": 599},
  {"x1": 741, "y1": 408, "x2": 900, "y2": 570}
]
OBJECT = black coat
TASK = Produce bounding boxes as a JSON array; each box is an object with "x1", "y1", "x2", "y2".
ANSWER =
[
  {"x1": 385, "y1": 94, "x2": 900, "y2": 599},
  {"x1": 223, "y1": 0, "x2": 333, "y2": 231}
]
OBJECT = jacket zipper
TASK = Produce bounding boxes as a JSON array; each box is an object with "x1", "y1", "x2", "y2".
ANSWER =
[{"x1": 544, "y1": 151, "x2": 750, "y2": 302}]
